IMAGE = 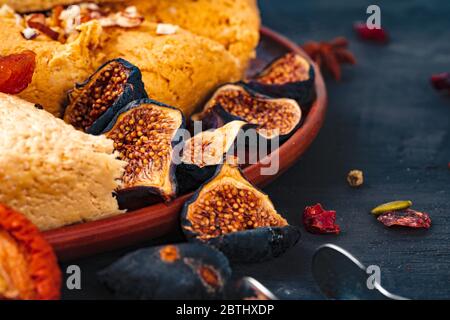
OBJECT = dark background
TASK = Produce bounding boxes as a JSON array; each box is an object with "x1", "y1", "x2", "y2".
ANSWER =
[{"x1": 62, "y1": 0, "x2": 450, "y2": 300}]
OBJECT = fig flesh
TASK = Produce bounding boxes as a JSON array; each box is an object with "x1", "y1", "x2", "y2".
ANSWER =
[
  {"x1": 246, "y1": 53, "x2": 316, "y2": 110},
  {"x1": 181, "y1": 161, "x2": 301, "y2": 262},
  {"x1": 192, "y1": 84, "x2": 302, "y2": 140},
  {"x1": 103, "y1": 99, "x2": 185, "y2": 205},
  {"x1": 176, "y1": 120, "x2": 252, "y2": 194},
  {"x1": 63, "y1": 58, "x2": 147, "y2": 135}
]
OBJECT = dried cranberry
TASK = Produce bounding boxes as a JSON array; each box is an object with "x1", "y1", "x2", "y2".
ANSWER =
[
  {"x1": 431, "y1": 73, "x2": 450, "y2": 91},
  {"x1": 303, "y1": 204, "x2": 340, "y2": 234},
  {"x1": 0, "y1": 51, "x2": 36, "y2": 94},
  {"x1": 353, "y1": 22, "x2": 388, "y2": 43},
  {"x1": 377, "y1": 209, "x2": 431, "y2": 229}
]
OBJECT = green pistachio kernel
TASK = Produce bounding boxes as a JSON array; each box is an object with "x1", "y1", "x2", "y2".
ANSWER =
[{"x1": 371, "y1": 200, "x2": 413, "y2": 216}]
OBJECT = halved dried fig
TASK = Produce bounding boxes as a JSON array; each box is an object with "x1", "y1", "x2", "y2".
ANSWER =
[
  {"x1": 192, "y1": 84, "x2": 302, "y2": 140},
  {"x1": 181, "y1": 160, "x2": 301, "y2": 262},
  {"x1": 0, "y1": 204, "x2": 61, "y2": 300},
  {"x1": 246, "y1": 53, "x2": 316, "y2": 109},
  {"x1": 63, "y1": 58, "x2": 147, "y2": 134},
  {"x1": 98, "y1": 243, "x2": 232, "y2": 300},
  {"x1": 103, "y1": 99, "x2": 184, "y2": 208},
  {"x1": 176, "y1": 120, "x2": 254, "y2": 194}
]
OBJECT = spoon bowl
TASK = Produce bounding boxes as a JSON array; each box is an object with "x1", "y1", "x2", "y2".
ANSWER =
[{"x1": 312, "y1": 244, "x2": 408, "y2": 300}]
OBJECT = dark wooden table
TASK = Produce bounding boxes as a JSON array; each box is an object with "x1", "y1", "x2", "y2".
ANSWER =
[{"x1": 62, "y1": 0, "x2": 450, "y2": 300}]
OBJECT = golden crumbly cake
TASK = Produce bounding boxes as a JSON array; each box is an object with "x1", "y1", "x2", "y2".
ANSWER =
[
  {"x1": 0, "y1": 6, "x2": 243, "y2": 116},
  {"x1": 0, "y1": 93, "x2": 126, "y2": 231},
  {"x1": 101, "y1": 22, "x2": 242, "y2": 116},
  {"x1": 0, "y1": 0, "x2": 123, "y2": 12},
  {"x1": 125, "y1": 0, "x2": 261, "y2": 73}
]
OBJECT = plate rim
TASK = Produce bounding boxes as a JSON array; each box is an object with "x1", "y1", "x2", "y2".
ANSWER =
[{"x1": 44, "y1": 26, "x2": 328, "y2": 261}]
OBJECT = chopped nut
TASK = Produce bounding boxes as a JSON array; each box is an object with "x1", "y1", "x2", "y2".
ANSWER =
[
  {"x1": 21, "y1": 27, "x2": 39, "y2": 40},
  {"x1": 51, "y1": 5, "x2": 64, "y2": 28},
  {"x1": 371, "y1": 200, "x2": 412, "y2": 216},
  {"x1": 124, "y1": 6, "x2": 138, "y2": 16},
  {"x1": 14, "y1": 13, "x2": 23, "y2": 27},
  {"x1": 59, "y1": 4, "x2": 143, "y2": 34},
  {"x1": 85, "y1": 3, "x2": 100, "y2": 11},
  {"x1": 98, "y1": 6, "x2": 144, "y2": 28},
  {"x1": 156, "y1": 23, "x2": 179, "y2": 35},
  {"x1": 347, "y1": 169, "x2": 363, "y2": 187},
  {"x1": 26, "y1": 13, "x2": 60, "y2": 40}
]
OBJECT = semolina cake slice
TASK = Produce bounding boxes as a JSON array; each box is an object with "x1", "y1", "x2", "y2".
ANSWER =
[{"x1": 0, "y1": 93, "x2": 126, "y2": 231}]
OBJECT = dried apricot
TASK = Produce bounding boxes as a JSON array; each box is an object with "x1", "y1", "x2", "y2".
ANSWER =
[
  {"x1": 0, "y1": 51, "x2": 36, "y2": 94},
  {"x1": 0, "y1": 204, "x2": 61, "y2": 300}
]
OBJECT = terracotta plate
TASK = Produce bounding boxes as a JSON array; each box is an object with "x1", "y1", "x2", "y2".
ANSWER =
[{"x1": 44, "y1": 27, "x2": 327, "y2": 261}]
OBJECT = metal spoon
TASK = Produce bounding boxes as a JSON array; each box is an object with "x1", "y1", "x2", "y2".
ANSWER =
[
  {"x1": 312, "y1": 244, "x2": 408, "y2": 300},
  {"x1": 236, "y1": 277, "x2": 279, "y2": 300}
]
